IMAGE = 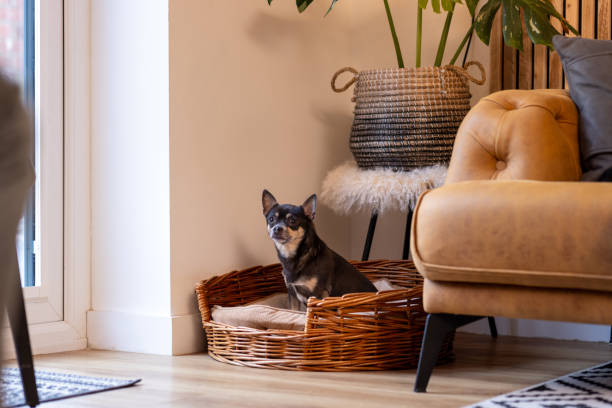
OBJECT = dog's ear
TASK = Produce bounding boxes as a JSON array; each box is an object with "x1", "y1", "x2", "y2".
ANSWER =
[
  {"x1": 302, "y1": 194, "x2": 316, "y2": 220},
  {"x1": 262, "y1": 189, "x2": 278, "y2": 215}
]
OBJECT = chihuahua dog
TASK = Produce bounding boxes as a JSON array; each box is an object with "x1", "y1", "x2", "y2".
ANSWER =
[{"x1": 262, "y1": 190, "x2": 376, "y2": 311}]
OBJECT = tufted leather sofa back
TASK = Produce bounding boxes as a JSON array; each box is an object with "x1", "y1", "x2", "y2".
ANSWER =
[{"x1": 445, "y1": 89, "x2": 582, "y2": 184}]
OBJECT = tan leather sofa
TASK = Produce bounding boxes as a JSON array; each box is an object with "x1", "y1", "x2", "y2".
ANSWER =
[{"x1": 411, "y1": 89, "x2": 612, "y2": 392}]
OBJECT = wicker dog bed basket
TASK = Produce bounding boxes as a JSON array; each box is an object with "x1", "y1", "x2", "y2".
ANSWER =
[{"x1": 195, "y1": 259, "x2": 454, "y2": 371}]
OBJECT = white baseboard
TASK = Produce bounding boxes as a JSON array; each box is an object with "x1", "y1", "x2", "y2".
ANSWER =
[
  {"x1": 87, "y1": 310, "x2": 205, "y2": 355},
  {"x1": 2, "y1": 321, "x2": 87, "y2": 360}
]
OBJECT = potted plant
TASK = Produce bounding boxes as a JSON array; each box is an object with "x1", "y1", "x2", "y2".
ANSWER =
[{"x1": 268, "y1": 0, "x2": 577, "y2": 171}]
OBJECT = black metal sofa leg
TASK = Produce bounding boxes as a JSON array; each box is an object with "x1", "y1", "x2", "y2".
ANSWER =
[
  {"x1": 414, "y1": 314, "x2": 484, "y2": 393},
  {"x1": 488, "y1": 316, "x2": 498, "y2": 338},
  {"x1": 7, "y1": 265, "x2": 39, "y2": 407}
]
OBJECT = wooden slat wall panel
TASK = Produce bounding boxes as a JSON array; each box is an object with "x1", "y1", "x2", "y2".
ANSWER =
[
  {"x1": 503, "y1": 45, "x2": 517, "y2": 89},
  {"x1": 582, "y1": 0, "x2": 596, "y2": 38},
  {"x1": 599, "y1": 0, "x2": 611, "y2": 39},
  {"x1": 533, "y1": 45, "x2": 548, "y2": 89},
  {"x1": 489, "y1": 13, "x2": 503, "y2": 93},
  {"x1": 518, "y1": 14, "x2": 533, "y2": 89},
  {"x1": 564, "y1": 0, "x2": 580, "y2": 88},
  {"x1": 548, "y1": 52, "x2": 563, "y2": 89},
  {"x1": 565, "y1": 0, "x2": 581, "y2": 34},
  {"x1": 491, "y1": 0, "x2": 610, "y2": 91},
  {"x1": 548, "y1": 0, "x2": 564, "y2": 88}
]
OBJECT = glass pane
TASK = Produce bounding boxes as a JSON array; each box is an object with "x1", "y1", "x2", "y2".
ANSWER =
[{"x1": 0, "y1": 0, "x2": 36, "y2": 287}]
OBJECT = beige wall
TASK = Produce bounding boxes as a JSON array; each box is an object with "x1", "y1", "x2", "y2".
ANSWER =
[{"x1": 169, "y1": 0, "x2": 355, "y2": 316}]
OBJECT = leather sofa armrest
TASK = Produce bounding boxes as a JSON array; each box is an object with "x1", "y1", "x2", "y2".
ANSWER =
[{"x1": 446, "y1": 89, "x2": 582, "y2": 183}]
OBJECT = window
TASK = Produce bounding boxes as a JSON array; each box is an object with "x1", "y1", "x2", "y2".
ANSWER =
[
  {"x1": 0, "y1": 0, "x2": 63, "y2": 325},
  {"x1": 0, "y1": 0, "x2": 34, "y2": 286}
]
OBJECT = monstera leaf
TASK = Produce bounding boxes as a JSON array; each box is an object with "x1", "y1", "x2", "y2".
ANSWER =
[{"x1": 475, "y1": 0, "x2": 578, "y2": 49}]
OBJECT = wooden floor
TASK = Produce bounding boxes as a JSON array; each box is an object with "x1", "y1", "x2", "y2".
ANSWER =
[{"x1": 5, "y1": 333, "x2": 612, "y2": 408}]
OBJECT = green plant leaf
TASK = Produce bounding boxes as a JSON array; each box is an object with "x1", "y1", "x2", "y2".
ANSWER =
[
  {"x1": 522, "y1": 6, "x2": 561, "y2": 47},
  {"x1": 474, "y1": 0, "x2": 501, "y2": 45},
  {"x1": 474, "y1": 0, "x2": 578, "y2": 50},
  {"x1": 324, "y1": 0, "x2": 338, "y2": 16},
  {"x1": 296, "y1": 0, "x2": 313, "y2": 12},
  {"x1": 441, "y1": 0, "x2": 454, "y2": 12},
  {"x1": 418, "y1": 0, "x2": 429, "y2": 8},
  {"x1": 431, "y1": 0, "x2": 442, "y2": 13},
  {"x1": 519, "y1": 0, "x2": 579, "y2": 35},
  {"x1": 502, "y1": 0, "x2": 523, "y2": 50},
  {"x1": 465, "y1": 0, "x2": 478, "y2": 16}
]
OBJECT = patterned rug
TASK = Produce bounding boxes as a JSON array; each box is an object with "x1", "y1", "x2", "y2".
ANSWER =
[
  {"x1": 1, "y1": 368, "x2": 141, "y2": 407},
  {"x1": 467, "y1": 361, "x2": 612, "y2": 408}
]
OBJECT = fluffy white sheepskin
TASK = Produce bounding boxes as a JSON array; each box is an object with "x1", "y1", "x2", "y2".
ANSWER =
[{"x1": 321, "y1": 161, "x2": 447, "y2": 214}]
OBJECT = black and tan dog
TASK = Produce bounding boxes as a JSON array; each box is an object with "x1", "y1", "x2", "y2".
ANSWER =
[{"x1": 262, "y1": 190, "x2": 376, "y2": 311}]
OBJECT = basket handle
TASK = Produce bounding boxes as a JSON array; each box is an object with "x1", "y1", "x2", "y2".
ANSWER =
[
  {"x1": 448, "y1": 61, "x2": 486, "y2": 85},
  {"x1": 331, "y1": 67, "x2": 358, "y2": 93}
]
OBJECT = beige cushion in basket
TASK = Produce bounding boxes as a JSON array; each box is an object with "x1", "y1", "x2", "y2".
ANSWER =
[
  {"x1": 210, "y1": 279, "x2": 399, "y2": 331},
  {"x1": 211, "y1": 293, "x2": 306, "y2": 331}
]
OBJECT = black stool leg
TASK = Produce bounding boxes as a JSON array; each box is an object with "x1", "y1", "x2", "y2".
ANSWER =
[
  {"x1": 414, "y1": 314, "x2": 484, "y2": 393},
  {"x1": 361, "y1": 209, "x2": 378, "y2": 261},
  {"x1": 7, "y1": 265, "x2": 39, "y2": 407},
  {"x1": 488, "y1": 317, "x2": 498, "y2": 338},
  {"x1": 402, "y1": 209, "x2": 413, "y2": 260}
]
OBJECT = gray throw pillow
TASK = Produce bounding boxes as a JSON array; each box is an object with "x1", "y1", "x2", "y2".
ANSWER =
[{"x1": 553, "y1": 35, "x2": 612, "y2": 181}]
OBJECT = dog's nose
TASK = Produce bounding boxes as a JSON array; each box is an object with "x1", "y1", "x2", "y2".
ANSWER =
[{"x1": 272, "y1": 225, "x2": 284, "y2": 234}]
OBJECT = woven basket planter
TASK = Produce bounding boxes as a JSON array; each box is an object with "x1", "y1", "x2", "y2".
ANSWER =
[
  {"x1": 195, "y1": 259, "x2": 454, "y2": 371},
  {"x1": 332, "y1": 63, "x2": 485, "y2": 171}
]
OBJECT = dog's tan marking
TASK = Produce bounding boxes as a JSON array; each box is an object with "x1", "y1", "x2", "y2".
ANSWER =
[
  {"x1": 292, "y1": 277, "x2": 323, "y2": 306},
  {"x1": 294, "y1": 276, "x2": 318, "y2": 292},
  {"x1": 273, "y1": 226, "x2": 304, "y2": 258}
]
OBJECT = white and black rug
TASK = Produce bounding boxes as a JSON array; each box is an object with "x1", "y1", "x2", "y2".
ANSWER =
[
  {"x1": 467, "y1": 361, "x2": 612, "y2": 408},
  {"x1": 1, "y1": 368, "x2": 141, "y2": 407}
]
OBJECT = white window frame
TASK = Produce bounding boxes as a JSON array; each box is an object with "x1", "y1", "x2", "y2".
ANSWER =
[
  {"x1": 2, "y1": 0, "x2": 90, "y2": 357},
  {"x1": 22, "y1": 0, "x2": 64, "y2": 326}
]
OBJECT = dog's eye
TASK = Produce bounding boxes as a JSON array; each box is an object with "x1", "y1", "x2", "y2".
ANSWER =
[
  {"x1": 268, "y1": 216, "x2": 275, "y2": 223},
  {"x1": 287, "y1": 217, "x2": 296, "y2": 226}
]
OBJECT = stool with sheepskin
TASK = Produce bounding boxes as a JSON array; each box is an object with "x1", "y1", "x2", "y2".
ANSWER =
[{"x1": 321, "y1": 161, "x2": 447, "y2": 261}]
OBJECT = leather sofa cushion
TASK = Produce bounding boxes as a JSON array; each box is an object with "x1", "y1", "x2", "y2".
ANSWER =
[
  {"x1": 445, "y1": 89, "x2": 581, "y2": 184},
  {"x1": 411, "y1": 180, "x2": 612, "y2": 292}
]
